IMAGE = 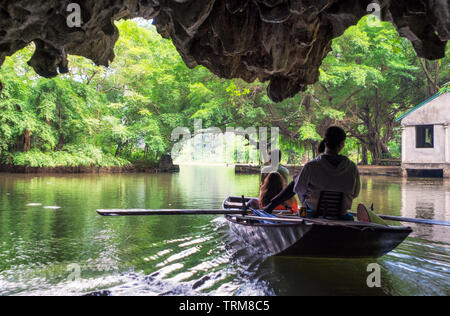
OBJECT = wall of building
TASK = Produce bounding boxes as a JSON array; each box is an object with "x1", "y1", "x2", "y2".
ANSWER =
[
  {"x1": 401, "y1": 125, "x2": 448, "y2": 164},
  {"x1": 401, "y1": 93, "x2": 449, "y2": 170},
  {"x1": 401, "y1": 93, "x2": 450, "y2": 126}
]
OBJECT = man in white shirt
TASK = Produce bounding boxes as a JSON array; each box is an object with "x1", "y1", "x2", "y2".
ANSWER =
[{"x1": 261, "y1": 149, "x2": 290, "y2": 184}]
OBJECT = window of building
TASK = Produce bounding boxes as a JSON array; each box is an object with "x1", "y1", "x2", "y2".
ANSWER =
[{"x1": 416, "y1": 125, "x2": 434, "y2": 148}]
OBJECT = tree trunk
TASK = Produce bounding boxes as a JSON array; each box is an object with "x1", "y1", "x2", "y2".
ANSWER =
[
  {"x1": 57, "y1": 134, "x2": 64, "y2": 150},
  {"x1": 24, "y1": 130, "x2": 31, "y2": 152},
  {"x1": 115, "y1": 141, "x2": 128, "y2": 157},
  {"x1": 57, "y1": 102, "x2": 64, "y2": 150},
  {"x1": 420, "y1": 59, "x2": 440, "y2": 97},
  {"x1": 115, "y1": 143, "x2": 122, "y2": 157},
  {"x1": 311, "y1": 141, "x2": 319, "y2": 158},
  {"x1": 361, "y1": 145, "x2": 368, "y2": 165},
  {"x1": 380, "y1": 142, "x2": 390, "y2": 156},
  {"x1": 368, "y1": 141, "x2": 386, "y2": 165},
  {"x1": 434, "y1": 61, "x2": 440, "y2": 91}
]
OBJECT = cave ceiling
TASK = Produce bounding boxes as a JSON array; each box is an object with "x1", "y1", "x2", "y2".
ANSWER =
[{"x1": 0, "y1": 0, "x2": 448, "y2": 102}]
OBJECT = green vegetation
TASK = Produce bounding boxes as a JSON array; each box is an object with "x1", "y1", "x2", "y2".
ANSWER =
[
  {"x1": 0, "y1": 17, "x2": 448, "y2": 168},
  {"x1": 10, "y1": 146, "x2": 129, "y2": 168}
]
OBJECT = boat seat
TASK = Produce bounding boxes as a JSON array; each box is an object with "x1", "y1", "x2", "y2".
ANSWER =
[{"x1": 315, "y1": 191, "x2": 344, "y2": 218}]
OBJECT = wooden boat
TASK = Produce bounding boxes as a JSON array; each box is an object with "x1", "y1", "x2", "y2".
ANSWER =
[{"x1": 223, "y1": 196, "x2": 413, "y2": 258}]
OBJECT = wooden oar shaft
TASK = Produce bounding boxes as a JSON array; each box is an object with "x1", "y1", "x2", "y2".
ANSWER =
[
  {"x1": 375, "y1": 214, "x2": 450, "y2": 227},
  {"x1": 97, "y1": 209, "x2": 246, "y2": 216},
  {"x1": 97, "y1": 209, "x2": 450, "y2": 227},
  {"x1": 97, "y1": 209, "x2": 305, "y2": 223}
]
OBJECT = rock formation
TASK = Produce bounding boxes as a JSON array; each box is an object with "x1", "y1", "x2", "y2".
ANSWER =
[{"x1": 0, "y1": 0, "x2": 448, "y2": 101}]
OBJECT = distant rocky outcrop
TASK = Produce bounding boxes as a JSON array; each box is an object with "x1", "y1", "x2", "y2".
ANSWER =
[
  {"x1": 0, "y1": 1, "x2": 448, "y2": 101},
  {"x1": 158, "y1": 154, "x2": 179, "y2": 173}
]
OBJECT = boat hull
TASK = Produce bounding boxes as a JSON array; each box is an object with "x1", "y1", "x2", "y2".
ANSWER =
[{"x1": 224, "y1": 197, "x2": 412, "y2": 258}]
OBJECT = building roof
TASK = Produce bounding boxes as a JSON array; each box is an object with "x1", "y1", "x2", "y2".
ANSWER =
[{"x1": 396, "y1": 86, "x2": 450, "y2": 122}]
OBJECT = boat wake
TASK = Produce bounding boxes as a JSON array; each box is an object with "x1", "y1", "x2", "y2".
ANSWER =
[
  {"x1": 1, "y1": 218, "x2": 448, "y2": 296},
  {"x1": 82, "y1": 217, "x2": 273, "y2": 296},
  {"x1": 381, "y1": 238, "x2": 450, "y2": 296}
]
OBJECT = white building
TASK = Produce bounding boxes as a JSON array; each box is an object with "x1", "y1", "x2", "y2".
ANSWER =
[{"x1": 399, "y1": 88, "x2": 450, "y2": 178}]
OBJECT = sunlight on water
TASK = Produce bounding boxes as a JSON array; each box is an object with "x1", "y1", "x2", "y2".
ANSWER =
[{"x1": 0, "y1": 166, "x2": 448, "y2": 296}]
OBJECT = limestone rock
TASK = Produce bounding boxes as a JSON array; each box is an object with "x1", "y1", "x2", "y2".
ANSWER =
[
  {"x1": 159, "y1": 154, "x2": 179, "y2": 172},
  {"x1": 0, "y1": 0, "x2": 448, "y2": 101}
]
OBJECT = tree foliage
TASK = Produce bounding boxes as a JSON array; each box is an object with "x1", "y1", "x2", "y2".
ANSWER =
[{"x1": 0, "y1": 17, "x2": 448, "y2": 167}]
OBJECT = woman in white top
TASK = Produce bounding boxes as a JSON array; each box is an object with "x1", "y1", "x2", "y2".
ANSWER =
[{"x1": 263, "y1": 126, "x2": 360, "y2": 220}]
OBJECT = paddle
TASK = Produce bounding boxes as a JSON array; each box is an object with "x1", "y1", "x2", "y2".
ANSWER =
[
  {"x1": 97, "y1": 209, "x2": 247, "y2": 216},
  {"x1": 349, "y1": 203, "x2": 450, "y2": 227},
  {"x1": 97, "y1": 194, "x2": 450, "y2": 227},
  {"x1": 98, "y1": 196, "x2": 251, "y2": 217},
  {"x1": 97, "y1": 209, "x2": 304, "y2": 223},
  {"x1": 99, "y1": 208, "x2": 450, "y2": 226},
  {"x1": 363, "y1": 214, "x2": 450, "y2": 227}
]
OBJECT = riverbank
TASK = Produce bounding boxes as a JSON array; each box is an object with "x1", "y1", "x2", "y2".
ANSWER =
[
  {"x1": 0, "y1": 164, "x2": 180, "y2": 174},
  {"x1": 235, "y1": 164, "x2": 402, "y2": 177}
]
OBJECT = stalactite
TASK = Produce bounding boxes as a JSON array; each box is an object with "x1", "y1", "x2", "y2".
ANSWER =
[{"x1": 0, "y1": 0, "x2": 448, "y2": 102}]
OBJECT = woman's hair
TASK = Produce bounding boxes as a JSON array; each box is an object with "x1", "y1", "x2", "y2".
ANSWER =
[
  {"x1": 318, "y1": 126, "x2": 347, "y2": 153},
  {"x1": 259, "y1": 172, "x2": 285, "y2": 208},
  {"x1": 318, "y1": 140, "x2": 326, "y2": 154}
]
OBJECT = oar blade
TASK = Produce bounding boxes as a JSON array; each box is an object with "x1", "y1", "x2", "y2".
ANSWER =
[{"x1": 351, "y1": 211, "x2": 450, "y2": 227}]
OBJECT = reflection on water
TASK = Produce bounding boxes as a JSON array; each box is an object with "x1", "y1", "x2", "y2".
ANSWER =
[
  {"x1": 0, "y1": 166, "x2": 448, "y2": 296},
  {"x1": 355, "y1": 176, "x2": 450, "y2": 243},
  {"x1": 399, "y1": 178, "x2": 450, "y2": 243}
]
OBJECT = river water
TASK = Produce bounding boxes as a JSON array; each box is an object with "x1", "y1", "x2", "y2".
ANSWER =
[{"x1": 0, "y1": 166, "x2": 448, "y2": 296}]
